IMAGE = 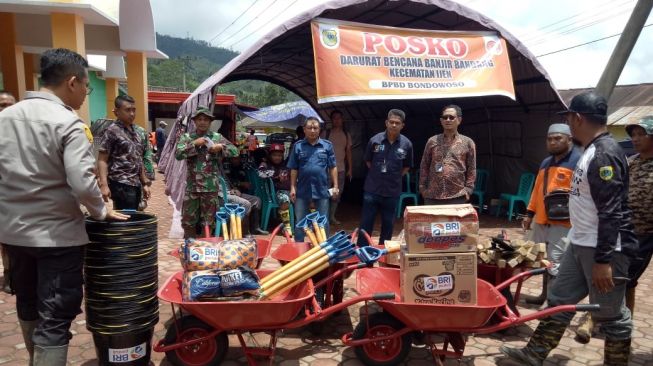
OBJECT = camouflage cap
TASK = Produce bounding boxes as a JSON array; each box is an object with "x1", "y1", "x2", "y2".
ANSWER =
[
  {"x1": 625, "y1": 115, "x2": 653, "y2": 136},
  {"x1": 191, "y1": 107, "x2": 214, "y2": 120}
]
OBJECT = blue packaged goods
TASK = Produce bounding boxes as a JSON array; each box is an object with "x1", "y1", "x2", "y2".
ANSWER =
[
  {"x1": 182, "y1": 270, "x2": 222, "y2": 301},
  {"x1": 219, "y1": 267, "x2": 260, "y2": 297}
]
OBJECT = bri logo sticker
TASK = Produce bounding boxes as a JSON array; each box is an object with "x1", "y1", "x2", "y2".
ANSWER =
[
  {"x1": 190, "y1": 248, "x2": 204, "y2": 261},
  {"x1": 108, "y1": 342, "x2": 146, "y2": 363},
  {"x1": 431, "y1": 222, "x2": 461, "y2": 236},
  {"x1": 599, "y1": 166, "x2": 614, "y2": 181}
]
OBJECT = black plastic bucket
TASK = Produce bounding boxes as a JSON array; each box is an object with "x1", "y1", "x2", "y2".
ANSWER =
[
  {"x1": 92, "y1": 328, "x2": 153, "y2": 366},
  {"x1": 84, "y1": 212, "x2": 158, "y2": 365}
]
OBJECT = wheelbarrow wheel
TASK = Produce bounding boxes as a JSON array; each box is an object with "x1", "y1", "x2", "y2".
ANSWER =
[
  {"x1": 164, "y1": 315, "x2": 228, "y2": 366},
  {"x1": 352, "y1": 312, "x2": 411, "y2": 366}
]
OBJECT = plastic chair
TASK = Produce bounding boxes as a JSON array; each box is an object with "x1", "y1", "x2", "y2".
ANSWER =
[
  {"x1": 259, "y1": 178, "x2": 295, "y2": 233},
  {"x1": 396, "y1": 171, "x2": 419, "y2": 218},
  {"x1": 246, "y1": 168, "x2": 265, "y2": 201},
  {"x1": 495, "y1": 172, "x2": 536, "y2": 221},
  {"x1": 471, "y1": 169, "x2": 489, "y2": 212},
  {"x1": 259, "y1": 178, "x2": 280, "y2": 232},
  {"x1": 218, "y1": 176, "x2": 229, "y2": 203}
]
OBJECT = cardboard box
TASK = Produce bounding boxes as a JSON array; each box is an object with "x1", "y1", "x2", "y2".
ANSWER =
[
  {"x1": 404, "y1": 204, "x2": 479, "y2": 253},
  {"x1": 400, "y1": 252, "x2": 477, "y2": 305},
  {"x1": 381, "y1": 240, "x2": 404, "y2": 266}
]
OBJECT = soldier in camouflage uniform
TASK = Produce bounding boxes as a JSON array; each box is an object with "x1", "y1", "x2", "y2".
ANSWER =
[
  {"x1": 134, "y1": 124, "x2": 155, "y2": 210},
  {"x1": 624, "y1": 116, "x2": 653, "y2": 316},
  {"x1": 134, "y1": 125, "x2": 155, "y2": 181},
  {"x1": 176, "y1": 107, "x2": 238, "y2": 238}
]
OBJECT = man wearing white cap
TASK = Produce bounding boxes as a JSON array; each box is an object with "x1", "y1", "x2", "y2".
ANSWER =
[{"x1": 522, "y1": 123, "x2": 580, "y2": 304}]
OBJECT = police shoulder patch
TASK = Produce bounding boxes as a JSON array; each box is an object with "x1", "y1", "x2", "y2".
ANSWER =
[
  {"x1": 599, "y1": 166, "x2": 614, "y2": 181},
  {"x1": 81, "y1": 123, "x2": 93, "y2": 143}
]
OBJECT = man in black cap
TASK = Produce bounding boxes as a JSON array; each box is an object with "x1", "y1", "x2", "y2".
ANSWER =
[{"x1": 501, "y1": 91, "x2": 637, "y2": 366}]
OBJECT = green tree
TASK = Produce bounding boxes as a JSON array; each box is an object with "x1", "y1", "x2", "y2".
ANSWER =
[{"x1": 148, "y1": 33, "x2": 300, "y2": 106}]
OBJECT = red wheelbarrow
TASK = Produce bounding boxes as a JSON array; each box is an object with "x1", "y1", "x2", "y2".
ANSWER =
[
  {"x1": 343, "y1": 267, "x2": 599, "y2": 366},
  {"x1": 154, "y1": 262, "x2": 391, "y2": 366},
  {"x1": 168, "y1": 223, "x2": 284, "y2": 269}
]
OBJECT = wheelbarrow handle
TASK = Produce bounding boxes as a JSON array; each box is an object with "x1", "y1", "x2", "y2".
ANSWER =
[
  {"x1": 203, "y1": 225, "x2": 211, "y2": 238},
  {"x1": 350, "y1": 228, "x2": 359, "y2": 242},
  {"x1": 268, "y1": 223, "x2": 293, "y2": 244},
  {"x1": 576, "y1": 304, "x2": 601, "y2": 312},
  {"x1": 360, "y1": 229, "x2": 375, "y2": 246},
  {"x1": 495, "y1": 268, "x2": 547, "y2": 291},
  {"x1": 528, "y1": 268, "x2": 547, "y2": 276},
  {"x1": 351, "y1": 228, "x2": 375, "y2": 246},
  {"x1": 373, "y1": 292, "x2": 396, "y2": 301}
]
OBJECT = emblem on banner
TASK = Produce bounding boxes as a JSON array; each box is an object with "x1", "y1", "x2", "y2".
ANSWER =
[
  {"x1": 319, "y1": 24, "x2": 340, "y2": 49},
  {"x1": 484, "y1": 36, "x2": 502, "y2": 55}
]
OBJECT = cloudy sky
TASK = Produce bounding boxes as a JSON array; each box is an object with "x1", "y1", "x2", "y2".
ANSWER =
[{"x1": 149, "y1": 0, "x2": 653, "y2": 90}]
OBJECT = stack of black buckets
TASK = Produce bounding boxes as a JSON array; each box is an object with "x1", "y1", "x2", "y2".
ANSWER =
[{"x1": 85, "y1": 212, "x2": 159, "y2": 366}]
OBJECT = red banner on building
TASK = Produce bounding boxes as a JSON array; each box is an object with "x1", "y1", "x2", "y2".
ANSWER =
[{"x1": 311, "y1": 18, "x2": 515, "y2": 103}]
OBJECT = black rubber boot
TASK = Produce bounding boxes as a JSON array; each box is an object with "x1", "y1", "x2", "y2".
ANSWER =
[
  {"x1": 500, "y1": 318, "x2": 568, "y2": 366},
  {"x1": 19, "y1": 319, "x2": 37, "y2": 366},
  {"x1": 34, "y1": 345, "x2": 68, "y2": 366},
  {"x1": 604, "y1": 338, "x2": 631, "y2": 366}
]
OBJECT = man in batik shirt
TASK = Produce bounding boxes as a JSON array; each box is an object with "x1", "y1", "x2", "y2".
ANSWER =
[
  {"x1": 98, "y1": 95, "x2": 151, "y2": 210},
  {"x1": 419, "y1": 104, "x2": 476, "y2": 204}
]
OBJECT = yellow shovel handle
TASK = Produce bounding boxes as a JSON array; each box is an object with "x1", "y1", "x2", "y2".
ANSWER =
[
  {"x1": 260, "y1": 255, "x2": 328, "y2": 296},
  {"x1": 319, "y1": 227, "x2": 327, "y2": 244},
  {"x1": 262, "y1": 261, "x2": 330, "y2": 300},
  {"x1": 235, "y1": 216, "x2": 242, "y2": 239},
  {"x1": 305, "y1": 228, "x2": 319, "y2": 246},
  {"x1": 230, "y1": 214, "x2": 237, "y2": 239},
  {"x1": 260, "y1": 246, "x2": 325, "y2": 286},
  {"x1": 222, "y1": 222, "x2": 230, "y2": 240}
]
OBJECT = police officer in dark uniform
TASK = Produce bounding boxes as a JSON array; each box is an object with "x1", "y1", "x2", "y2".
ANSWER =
[{"x1": 500, "y1": 91, "x2": 637, "y2": 366}]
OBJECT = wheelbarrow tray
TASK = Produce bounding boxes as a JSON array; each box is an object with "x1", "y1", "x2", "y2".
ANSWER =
[
  {"x1": 168, "y1": 236, "x2": 271, "y2": 269},
  {"x1": 158, "y1": 269, "x2": 314, "y2": 330},
  {"x1": 356, "y1": 267, "x2": 507, "y2": 330}
]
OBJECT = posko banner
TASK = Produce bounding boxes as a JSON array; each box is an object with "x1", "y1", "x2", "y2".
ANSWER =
[{"x1": 311, "y1": 18, "x2": 515, "y2": 104}]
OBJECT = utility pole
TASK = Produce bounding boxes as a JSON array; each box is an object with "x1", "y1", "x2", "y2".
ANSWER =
[{"x1": 595, "y1": 0, "x2": 653, "y2": 99}]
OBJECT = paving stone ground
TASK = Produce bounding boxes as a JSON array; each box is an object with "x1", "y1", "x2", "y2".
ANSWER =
[{"x1": 1, "y1": 178, "x2": 651, "y2": 365}]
